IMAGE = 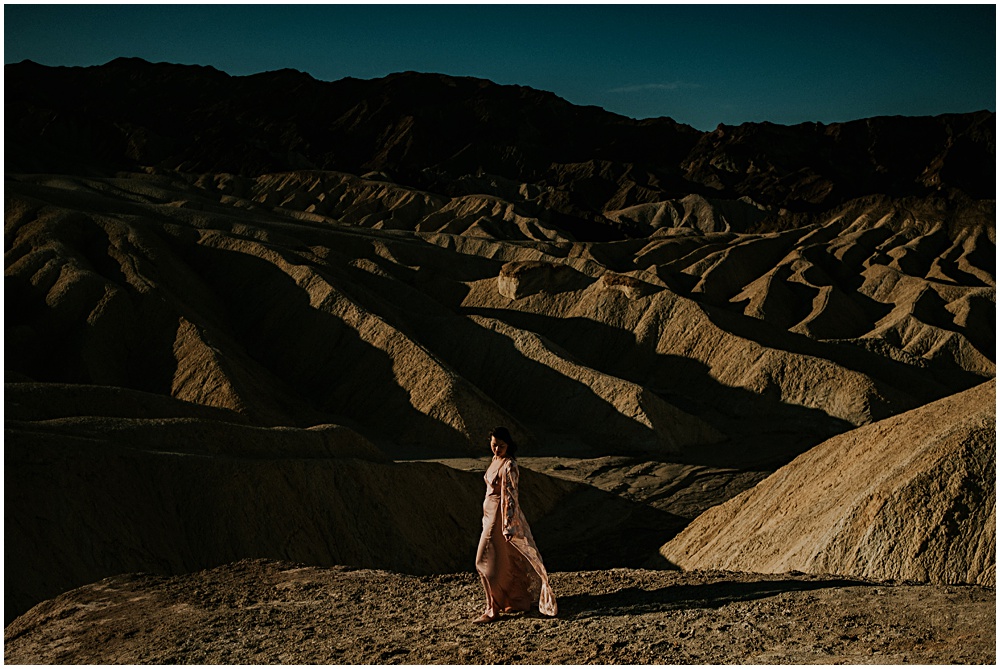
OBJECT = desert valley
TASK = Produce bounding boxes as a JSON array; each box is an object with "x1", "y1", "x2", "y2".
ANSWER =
[{"x1": 4, "y1": 58, "x2": 995, "y2": 663}]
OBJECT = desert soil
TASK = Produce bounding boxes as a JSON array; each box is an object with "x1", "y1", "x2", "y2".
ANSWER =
[{"x1": 5, "y1": 558, "x2": 993, "y2": 665}]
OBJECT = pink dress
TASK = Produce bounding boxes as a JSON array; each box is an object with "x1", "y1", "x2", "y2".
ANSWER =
[{"x1": 475, "y1": 456, "x2": 557, "y2": 617}]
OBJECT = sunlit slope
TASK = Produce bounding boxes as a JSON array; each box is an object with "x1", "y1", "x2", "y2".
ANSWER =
[
  {"x1": 8, "y1": 174, "x2": 992, "y2": 456},
  {"x1": 660, "y1": 379, "x2": 995, "y2": 586}
]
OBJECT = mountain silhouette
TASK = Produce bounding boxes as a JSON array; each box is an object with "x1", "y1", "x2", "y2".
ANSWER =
[{"x1": 6, "y1": 58, "x2": 994, "y2": 240}]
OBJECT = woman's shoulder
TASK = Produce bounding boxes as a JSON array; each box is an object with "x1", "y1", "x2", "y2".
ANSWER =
[{"x1": 501, "y1": 457, "x2": 518, "y2": 474}]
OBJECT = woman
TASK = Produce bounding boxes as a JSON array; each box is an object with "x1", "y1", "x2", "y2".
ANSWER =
[{"x1": 474, "y1": 427, "x2": 557, "y2": 623}]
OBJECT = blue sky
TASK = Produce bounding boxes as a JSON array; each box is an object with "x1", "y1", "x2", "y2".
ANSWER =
[{"x1": 5, "y1": 4, "x2": 995, "y2": 130}]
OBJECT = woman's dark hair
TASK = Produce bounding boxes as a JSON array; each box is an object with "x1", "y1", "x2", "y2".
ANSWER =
[{"x1": 490, "y1": 426, "x2": 518, "y2": 459}]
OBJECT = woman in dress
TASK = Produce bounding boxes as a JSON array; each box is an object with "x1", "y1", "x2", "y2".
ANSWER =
[{"x1": 474, "y1": 426, "x2": 557, "y2": 623}]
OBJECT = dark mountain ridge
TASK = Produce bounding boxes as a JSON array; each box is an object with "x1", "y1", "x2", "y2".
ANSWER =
[{"x1": 6, "y1": 58, "x2": 994, "y2": 241}]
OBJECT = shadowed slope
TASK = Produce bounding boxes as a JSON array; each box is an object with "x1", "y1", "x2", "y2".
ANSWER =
[{"x1": 5, "y1": 385, "x2": 686, "y2": 623}]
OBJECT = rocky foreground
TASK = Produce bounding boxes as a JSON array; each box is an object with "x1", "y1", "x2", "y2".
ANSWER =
[{"x1": 4, "y1": 559, "x2": 994, "y2": 665}]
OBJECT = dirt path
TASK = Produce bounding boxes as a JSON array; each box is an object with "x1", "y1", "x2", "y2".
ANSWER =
[{"x1": 5, "y1": 559, "x2": 994, "y2": 664}]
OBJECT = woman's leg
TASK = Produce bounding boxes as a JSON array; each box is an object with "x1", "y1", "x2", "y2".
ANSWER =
[{"x1": 474, "y1": 528, "x2": 498, "y2": 620}]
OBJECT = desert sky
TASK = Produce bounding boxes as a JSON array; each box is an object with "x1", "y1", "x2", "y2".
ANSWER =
[{"x1": 4, "y1": 3, "x2": 995, "y2": 130}]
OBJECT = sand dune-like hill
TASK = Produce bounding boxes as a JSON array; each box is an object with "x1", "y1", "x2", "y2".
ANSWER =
[
  {"x1": 4, "y1": 60, "x2": 995, "y2": 646},
  {"x1": 659, "y1": 379, "x2": 996, "y2": 585}
]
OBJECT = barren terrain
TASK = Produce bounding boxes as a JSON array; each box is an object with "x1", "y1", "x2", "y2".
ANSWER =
[
  {"x1": 5, "y1": 559, "x2": 994, "y2": 665},
  {"x1": 4, "y1": 59, "x2": 995, "y2": 663}
]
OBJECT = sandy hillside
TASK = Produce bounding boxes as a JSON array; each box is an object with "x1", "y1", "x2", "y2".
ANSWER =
[{"x1": 660, "y1": 379, "x2": 996, "y2": 584}]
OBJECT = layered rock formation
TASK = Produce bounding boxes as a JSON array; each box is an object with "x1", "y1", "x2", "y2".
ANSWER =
[{"x1": 7, "y1": 173, "x2": 991, "y2": 453}]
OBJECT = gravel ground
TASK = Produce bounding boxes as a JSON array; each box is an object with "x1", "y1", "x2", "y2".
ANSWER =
[{"x1": 4, "y1": 558, "x2": 994, "y2": 664}]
